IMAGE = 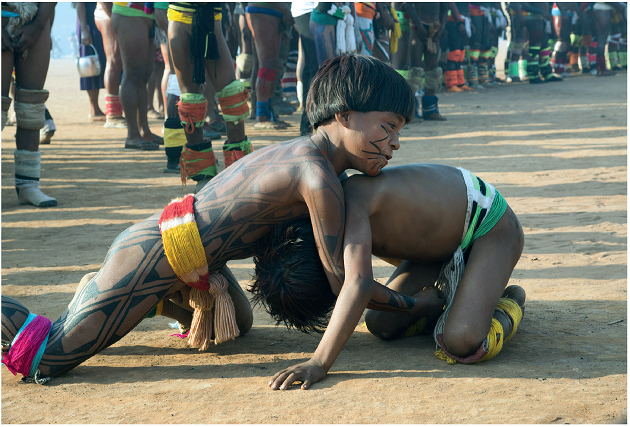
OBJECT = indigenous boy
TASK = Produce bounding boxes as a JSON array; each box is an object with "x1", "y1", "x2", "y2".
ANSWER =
[
  {"x1": 251, "y1": 163, "x2": 525, "y2": 390},
  {"x1": 1, "y1": 55, "x2": 418, "y2": 383}
]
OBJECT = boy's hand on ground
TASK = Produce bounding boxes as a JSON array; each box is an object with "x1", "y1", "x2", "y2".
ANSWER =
[{"x1": 269, "y1": 359, "x2": 327, "y2": 390}]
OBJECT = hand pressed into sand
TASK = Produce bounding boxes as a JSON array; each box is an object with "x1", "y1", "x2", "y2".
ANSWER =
[{"x1": 269, "y1": 359, "x2": 327, "y2": 390}]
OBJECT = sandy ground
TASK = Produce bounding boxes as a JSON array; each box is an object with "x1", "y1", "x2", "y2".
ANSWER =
[{"x1": 1, "y1": 59, "x2": 627, "y2": 424}]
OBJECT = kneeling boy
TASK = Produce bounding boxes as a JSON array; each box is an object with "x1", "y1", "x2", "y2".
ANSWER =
[{"x1": 251, "y1": 163, "x2": 525, "y2": 390}]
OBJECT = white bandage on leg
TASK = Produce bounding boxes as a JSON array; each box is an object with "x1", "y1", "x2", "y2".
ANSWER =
[
  {"x1": 2, "y1": 96, "x2": 11, "y2": 130},
  {"x1": 235, "y1": 52, "x2": 254, "y2": 76},
  {"x1": 14, "y1": 88, "x2": 49, "y2": 130},
  {"x1": 406, "y1": 67, "x2": 425, "y2": 93},
  {"x1": 424, "y1": 67, "x2": 443, "y2": 93},
  {"x1": 14, "y1": 150, "x2": 57, "y2": 207}
]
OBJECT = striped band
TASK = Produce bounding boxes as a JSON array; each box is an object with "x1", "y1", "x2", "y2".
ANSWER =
[{"x1": 159, "y1": 195, "x2": 210, "y2": 290}]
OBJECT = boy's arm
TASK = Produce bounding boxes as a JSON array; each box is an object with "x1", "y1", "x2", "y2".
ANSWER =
[
  {"x1": 302, "y1": 169, "x2": 346, "y2": 295},
  {"x1": 269, "y1": 204, "x2": 421, "y2": 390},
  {"x1": 269, "y1": 208, "x2": 375, "y2": 390}
]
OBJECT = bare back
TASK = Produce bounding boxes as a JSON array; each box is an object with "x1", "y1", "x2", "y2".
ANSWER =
[
  {"x1": 343, "y1": 164, "x2": 468, "y2": 263},
  {"x1": 194, "y1": 136, "x2": 344, "y2": 275}
]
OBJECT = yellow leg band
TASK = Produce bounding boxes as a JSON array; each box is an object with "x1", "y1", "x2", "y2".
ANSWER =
[
  {"x1": 434, "y1": 297, "x2": 522, "y2": 364},
  {"x1": 163, "y1": 127, "x2": 187, "y2": 148},
  {"x1": 496, "y1": 297, "x2": 523, "y2": 341}
]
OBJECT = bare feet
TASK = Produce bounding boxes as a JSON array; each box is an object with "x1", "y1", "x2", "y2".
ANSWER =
[
  {"x1": 89, "y1": 113, "x2": 106, "y2": 122},
  {"x1": 124, "y1": 135, "x2": 159, "y2": 151},
  {"x1": 141, "y1": 131, "x2": 164, "y2": 145}
]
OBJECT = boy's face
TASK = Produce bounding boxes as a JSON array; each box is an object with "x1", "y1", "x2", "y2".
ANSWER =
[{"x1": 344, "y1": 111, "x2": 405, "y2": 176}]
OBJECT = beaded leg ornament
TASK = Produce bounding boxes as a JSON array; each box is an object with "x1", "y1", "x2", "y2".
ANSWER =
[{"x1": 159, "y1": 194, "x2": 240, "y2": 351}]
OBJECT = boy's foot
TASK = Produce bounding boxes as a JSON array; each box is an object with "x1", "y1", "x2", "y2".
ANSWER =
[
  {"x1": 545, "y1": 74, "x2": 563, "y2": 82},
  {"x1": 202, "y1": 124, "x2": 222, "y2": 140},
  {"x1": 529, "y1": 78, "x2": 545, "y2": 84},
  {"x1": 164, "y1": 160, "x2": 180, "y2": 174},
  {"x1": 404, "y1": 317, "x2": 428, "y2": 337},
  {"x1": 459, "y1": 84, "x2": 474, "y2": 91},
  {"x1": 253, "y1": 120, "x2": 287, "y2": 130},
  {"x1": 147, "y1": 109, "x2": 164, "y2": 120},
  {"x1": 164, "y1": 166, "x2": 180, "y2": 174},
  {"x1": 39, "y1": 118, "x2": 56, "y2": 144},
  {"x1": 141, "y1": 132, "x2": 164, "y2": 145},
  {"x1": 124, "y1": 136, "x2": 159, "y2": 151},
  {"x1": 502, "y1": 285, "x2": 526, "y2": 314},
  {"x1": 447, "y1": 85, "x2": 464, "y2": 93},
  {"x1": 283, "y1": 95, "x2": 300, "y2": 107},
  {"x1": 17, "y1": 186, "x2": 57, "y2": 207},
  {"x1": 271, "y1": 100, "x2": 296, "y2": 116},
  {"x1": 209, "y1": 118, "x2": 226, "y2": 134},
  {"x1": 424, "y1": 112, "x2": 447, "y2": 121},
  {"x1": 88, "y1": 113, "x2": 106, "y2": 122},
  {"x1": 104, "y1": 116, "x2": 126, "y2": 128},
  {"x1": 471, "y1": 83, "x2": 486, "y2": 90},
  {"x1": 597, "y1": 69, "x2": 616, "y2": 77}
]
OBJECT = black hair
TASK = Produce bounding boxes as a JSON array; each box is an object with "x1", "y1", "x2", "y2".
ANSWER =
[
  {"x1": 306, "y1": 54, "x2": 415, "y2": 129},
  {"x1": 249, "y1": 217, "x2": 336, "y2": 333}
]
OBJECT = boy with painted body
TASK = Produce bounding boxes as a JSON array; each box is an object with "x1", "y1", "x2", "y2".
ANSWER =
[
  {"x1": 1, "y1": 55, "x2": 422, "y2": 383},
  {"x1": 253, "y1": 163, "x2": 525, "y2": 390}
]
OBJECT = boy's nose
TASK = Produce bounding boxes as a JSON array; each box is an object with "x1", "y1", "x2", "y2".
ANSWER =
[{"x1": 390, "y1": 136, "x2": 400, "y2": 151}]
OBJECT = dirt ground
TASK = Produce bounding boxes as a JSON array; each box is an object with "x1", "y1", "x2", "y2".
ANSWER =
[{"x1": 1, "y1": 59, "x2": 627, "y2": 424}]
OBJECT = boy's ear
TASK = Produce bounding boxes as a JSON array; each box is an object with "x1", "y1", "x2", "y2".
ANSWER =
[{"x1": 335, "y1": 111, "x2": 352, "y2": 129}]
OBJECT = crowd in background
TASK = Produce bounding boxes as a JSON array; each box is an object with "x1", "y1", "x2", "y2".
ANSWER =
[{"x1": 2, "y1": 2, "x2": 627, "y2": 208}]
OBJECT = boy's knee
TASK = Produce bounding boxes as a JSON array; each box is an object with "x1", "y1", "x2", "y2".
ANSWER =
[
  {"x1": 365, "y1": 310, "x2": 399, "y2": 341},
  {"x1": 443, "y1": 322, "x2": 488, "y2": 358}
]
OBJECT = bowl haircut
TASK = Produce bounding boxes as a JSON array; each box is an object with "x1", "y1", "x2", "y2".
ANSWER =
[
  {"x1": 249, "y1": 217, "x2": 336, "y2": 334},
  {"x1": 306, "y1": 54, "x2": 416, "y2": 129}
]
